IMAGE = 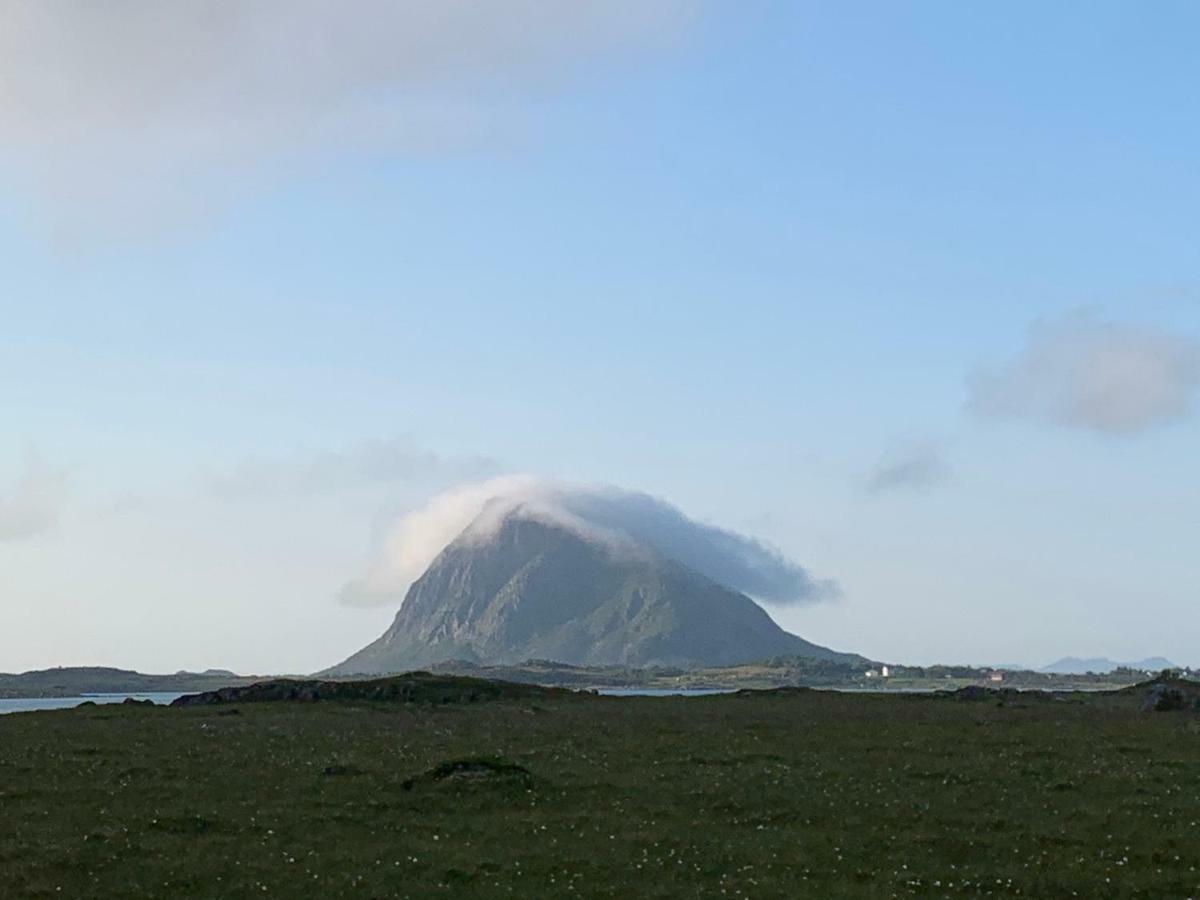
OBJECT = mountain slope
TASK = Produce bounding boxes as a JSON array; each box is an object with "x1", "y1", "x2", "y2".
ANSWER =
[{"x1": 329, "y1": 514, "x2": 857, "y2": 674}]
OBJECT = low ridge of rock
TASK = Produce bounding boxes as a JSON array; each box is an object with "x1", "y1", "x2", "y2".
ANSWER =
[{"x1": 171, "y1": 671, "x2": 566, "y2": 707}]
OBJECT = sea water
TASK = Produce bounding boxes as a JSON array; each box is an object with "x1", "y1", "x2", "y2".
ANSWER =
[{"x1": 592, "y1": 696, "x2": 734, "y2": 700}]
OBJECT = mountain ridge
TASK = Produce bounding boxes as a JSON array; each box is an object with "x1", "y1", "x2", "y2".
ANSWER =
[{"x1": 1040, "y1": 656, "x2": 1179, "y2": 675}]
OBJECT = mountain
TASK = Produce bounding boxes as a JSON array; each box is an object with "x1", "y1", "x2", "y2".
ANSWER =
[
  {"x1": 1040, "y1": 656, "x2": 1179, "y2": 675},
  {"x1": 329, "y1": 513, "x2": 859, "y2": 675}
]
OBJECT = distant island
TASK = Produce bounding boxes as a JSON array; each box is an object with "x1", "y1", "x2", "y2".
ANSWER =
[
  {"x1": 1039, "y1": 656, "x2": 1180, "y2": 675},
  {"x1": 0, "y1": 667, "x2": 263, "y2": 699},
  {"x1": 5, "y1": 656, "x2": 1190, "y2": 701}
]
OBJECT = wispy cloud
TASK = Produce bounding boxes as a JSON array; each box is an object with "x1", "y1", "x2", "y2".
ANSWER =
[
  {"x1": 968, "y1": 312, "x2": 1200, "y2": 435},
  {"x1": 340, "y1": 476, "x2": 839, "y2": 608},
  {"x1": 207, "y1": 438, "x2": 498, "y2": 501},
  {"x1": 0, "y1": 1, "x2": 696, "y2": 232},
  {"x1": 867, "y1": 443, "x2": 951, "y2": 495},
  {"x1": 0, "y1": 452, "x2": 67, "y2": 542}
]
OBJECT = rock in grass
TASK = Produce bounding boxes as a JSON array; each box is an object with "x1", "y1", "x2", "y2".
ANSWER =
[
  {"x1": 1132, "y1": 676, "x2": 1200, "y2": 712},
  {"x1": 401, "y1": 757, "x2": 532, "y2": 791}
]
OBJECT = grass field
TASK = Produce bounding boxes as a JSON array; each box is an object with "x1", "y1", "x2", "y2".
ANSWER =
[{"x1": 2, "y1": 682, "x2": 1199, "y2": 898}]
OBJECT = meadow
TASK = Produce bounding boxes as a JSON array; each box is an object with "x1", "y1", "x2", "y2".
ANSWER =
[{"x1": 1, "y1": 679, "x2": 1198, "y2": 898}]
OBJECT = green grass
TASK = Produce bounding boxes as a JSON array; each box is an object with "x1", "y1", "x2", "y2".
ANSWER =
[{"x1": 2, "y1": 687, "x2": 1199, "y2": 898}]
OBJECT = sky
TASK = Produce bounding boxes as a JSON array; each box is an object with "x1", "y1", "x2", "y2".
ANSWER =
[{"x1": 2, "y1": 1, "x2": 1198, "y2": 674}]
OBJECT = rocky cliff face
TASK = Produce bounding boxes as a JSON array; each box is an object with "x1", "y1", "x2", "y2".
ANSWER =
[{"x1": 329, "y1": 513, "x2": 854, "y2": 674}]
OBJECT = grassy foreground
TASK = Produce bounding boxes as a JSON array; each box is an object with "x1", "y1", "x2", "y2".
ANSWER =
[{"x1": 2, "y1": 682, "x2": 1199, "y2": 898}]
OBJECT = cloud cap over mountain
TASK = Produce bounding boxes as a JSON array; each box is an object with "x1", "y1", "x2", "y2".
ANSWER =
[{"x1": 341, "y1": 477, "x2": 838, "y2": 609}]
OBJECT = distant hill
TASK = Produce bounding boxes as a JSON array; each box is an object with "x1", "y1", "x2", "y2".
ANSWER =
[
  {"x1": 0, "y1": 666, "x2": 257, "y2": 699},
  {"x1": 1040, "y1": 656, "x2": 1179, "y2": 675},
  {"x1": 328, "y1": 512, "x2": 861, "y2": 675}
]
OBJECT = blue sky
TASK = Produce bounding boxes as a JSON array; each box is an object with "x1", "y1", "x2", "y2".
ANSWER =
[{"x1": 2, "y1": 2, "x2": 1198, "y2": 673}]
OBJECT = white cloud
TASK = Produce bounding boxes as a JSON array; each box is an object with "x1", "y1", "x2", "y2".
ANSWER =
[
  {"x1": 339, "y1": 476, "x2": 838, "y2": 608},
  {"x1": 0, "y1": 0, "x2": 695, "y2": 231},
  {"x1": 206, "y1": 437, "x2": 497, "y2": 500},
  {"x1": 339, "y1": 475, "x2": 537, "y2": 606},
  {"x1": 968, "y1": 313, "x2": 1200, "y2": 435},
  {"x1": 867, "y1": 443, "x2": 951, "y2": 495},
  {"x1": 0, "y1": 453, "x2": 67, "y2": 542}
]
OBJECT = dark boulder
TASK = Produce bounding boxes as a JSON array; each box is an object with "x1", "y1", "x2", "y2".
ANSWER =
[{"x1": 1141, "y1": 682, "x2": 1200, "y2": 712}]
